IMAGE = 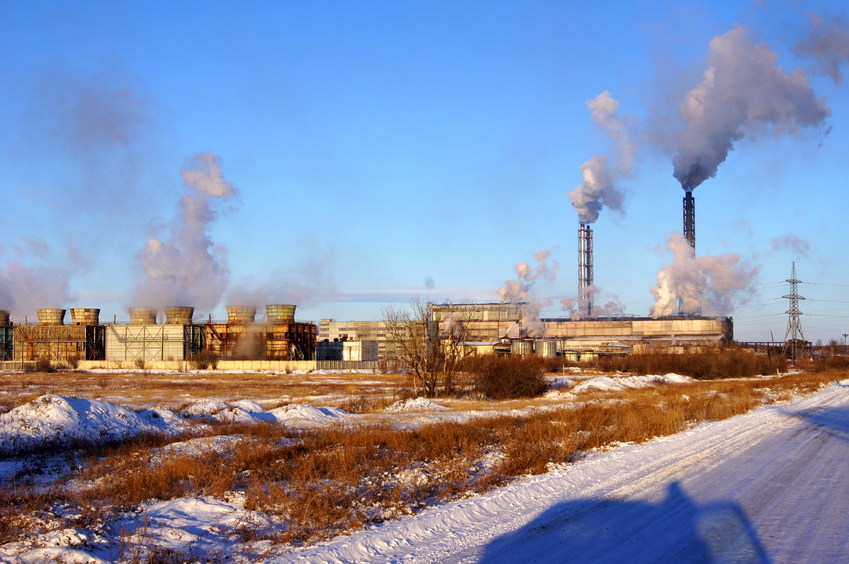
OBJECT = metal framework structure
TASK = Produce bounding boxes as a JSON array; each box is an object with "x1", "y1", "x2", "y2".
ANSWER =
[
  {"x1": 106, "y1": 324, "x2": 205, "y2": 361},
  {"x1": 13, "y1": 325, "x2": 105, "y2": 362},
  {"x1": 578, "y1": 224, "x2": 594, "y2": 318},
  {"x1": 683, "y1": 190, "x2": 696, "y2": 251},
  {"x1": 782, "y1": 262, "x2": 807, "y2": 360},
  {"x1": 205, "y1": 321, "x2": 316, "y2": 360}
]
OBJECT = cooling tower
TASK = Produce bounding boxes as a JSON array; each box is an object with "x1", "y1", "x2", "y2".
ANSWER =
[
  {"x1": 266, "y1": 304, "x2": 296, "y2": 323},
  {"x1": 165, "y1": 306, "x2": 194, "y2": 325},
  {"x1": 70, "y1": 308, "x2": 100, "y2": 326},
  {"x1": 0, "y1": 310, "x2": 9, "y2": 327},
  {"x1": 226, "y1": 305, "x2": 257, "y2": 324},
  {"x1": 37, "y1": 308, "x2": 66, "y2": 325},
  {"x1": 129, "y1": 307, "x2": 157, "y2": 325}
]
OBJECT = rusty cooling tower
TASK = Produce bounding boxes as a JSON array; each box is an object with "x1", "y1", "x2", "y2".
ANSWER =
[
  {"x1": 165, "y1": 306, "x2": 194, "y2": 325},
  {"x1": 266, "y1": 304, "x2": 296, "y2": 323},
  {"x1": 226, "y1": 305, "x2": 257, "y2": 324},
  {"x1": 0, "y1": 310, "x2": 9, "y2": 327},
  {"x1": 37, "y1": 308, "x2": 66, "y2": 325},
  {"x1": 70, "y1": 308, "x2": 101, "y2": 326},
  {"x1": 129, "y1": 307, "x2": 157, "y2": 325}
]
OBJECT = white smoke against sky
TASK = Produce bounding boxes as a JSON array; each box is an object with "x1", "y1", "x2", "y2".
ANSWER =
[
  {"x1": 650, "y1": 233, "x2": 759, "y2": 317},
  {"x1": 796, "y1": 14, "x2": 849, "y2": 85},
  {"x1": 498, "y1": 250, "x2": 558, "y2": 337},
  {"x1": 673, "y1": 26, "x2": 830, "y2": 190},
  {"x1": 133, "y1": 152, "x2": 237, "y2": 313},
  {"x1": 568, "y1": 91, "x2": 637, "y2": 224}
]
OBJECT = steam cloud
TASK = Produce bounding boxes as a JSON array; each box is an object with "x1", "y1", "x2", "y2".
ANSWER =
[
  {"x1": 0, "y1": 259, "x2": 73, "y2": 320},
  {"x1": 770, "y1": 233, "x2": 812, "y2": 258},
  {"x1": 561, "y1": 286, "x2": 625, "y2": 320},
  {"x1": 569, "y1": 92, "x2": 636, "y2": 224},
  {"x1": 133, "y1": 152, "x2": 237, "y2": 313},
  {"x1": 796, "y1": 15, "x2": 849, "y2": 85},
  {"x1": 499, "y1": 250, "x2": 558, "y2": 337},
  {"x1": 673, "y1": 26, "x2": 830, "y2": 189},
  {"x1": 650, "y1": 233, "x2": 758, "y2": 317}
]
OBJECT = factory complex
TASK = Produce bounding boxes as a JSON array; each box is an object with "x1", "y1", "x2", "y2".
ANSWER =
[{"x1": 0, "y1": 299, "x2": 733, "y2": 371}]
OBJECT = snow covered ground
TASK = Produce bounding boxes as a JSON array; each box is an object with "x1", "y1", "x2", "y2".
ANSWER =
[
  {"x1": 288, "y1": 380, "x2": 849, "y2": 563},
  {"x1": 1, "y1": 373, "x2": 847, "y2": 562}
]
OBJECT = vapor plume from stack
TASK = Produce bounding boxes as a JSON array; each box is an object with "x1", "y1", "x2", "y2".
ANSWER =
[
  {"x1": 567, "y1": 92, "x2": 635, "y2": 317},
  {"x1": 133, "y1": 152, "x2": 237, "y2": 312},
  {"x1": 498, "y1": 250, "x2": 558, "y2": 337},
  {"x1": 673, "y1": 26, "x2": 830, "y2": 191},
  {"x1": 795, "y1": 15, "x2": 849, "y2": 85},
  {"x1": 650, "y1": 233, "x2": 758, "y2": 317},
  {"x1": 568, "y1": 91, "x2": 636, "y2": 224}
]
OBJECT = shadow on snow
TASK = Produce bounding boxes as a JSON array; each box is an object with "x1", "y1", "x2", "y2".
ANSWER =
[{"x1": 479, "y1": 481, "x2": 770, "y2": 563}]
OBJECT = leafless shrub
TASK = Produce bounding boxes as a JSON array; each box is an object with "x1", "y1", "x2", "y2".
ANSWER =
[
  {"x1": 586, "y1": 348, "x2": 786, "y2": 379},
  {"x1": 461, "y1": 356, "x2": 549, "y2": 399}
]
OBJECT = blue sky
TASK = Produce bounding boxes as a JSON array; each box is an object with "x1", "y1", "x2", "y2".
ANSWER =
[{"x1": 1, "y1": 0, "x2": 847, "y2": 344}]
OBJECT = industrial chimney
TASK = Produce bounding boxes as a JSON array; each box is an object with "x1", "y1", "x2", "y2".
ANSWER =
[
  {"x1": 683, "y1": 188, "x2": 695, "y2": 251},
  {"x1": 578, "y1": 224, "x2": 594, "y2": 318}
]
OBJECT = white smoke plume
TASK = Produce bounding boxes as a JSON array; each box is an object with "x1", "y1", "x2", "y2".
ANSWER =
[
  {"x1": 133, "y1": 152, "x2": 237, "y2": 313},
  {"x1": 673, "y1": 26, "x2": 830, "y2": 190},
  {"x1": 569, "y1": 91, "x2": 636, "y2": 224},
  {"x1": 498, "y1": 250, "x2": 558, "y2": 337},
  {"x1": 0, "y1": 260, "x2": 74, "y2": 321},
  {"x1": 796, "y1": 15, "x2": 849, "y2": 85},
  {"x1": 561, "y1": 285, "x2": 625, "y2": 320},
  {"x1": 225, "y1": 252, "x2": 337, "y2": 315},
  {"x1": 769, "y1": 233, "x2": 813, "y2": 258},
  {"x1": 650, "y1": 233, "x2": 758, "y2": 317}
]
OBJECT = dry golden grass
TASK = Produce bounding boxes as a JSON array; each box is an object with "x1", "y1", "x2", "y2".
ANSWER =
[{"x1": 0, "y1": 367, "x2": 845, "y2": 548}]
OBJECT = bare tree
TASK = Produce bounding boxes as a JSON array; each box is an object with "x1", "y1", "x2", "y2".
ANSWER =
[{"x1": 382, "y1": 298, "x2": 472, "y2": 397}]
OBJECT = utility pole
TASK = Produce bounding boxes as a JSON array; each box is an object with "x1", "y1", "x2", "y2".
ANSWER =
[
  {"x1": 782, "y1": 262, "x2": 806, "y2": 360},
  {"x1": 843, "y1": 333, "x2": 848, "y2": 355}
]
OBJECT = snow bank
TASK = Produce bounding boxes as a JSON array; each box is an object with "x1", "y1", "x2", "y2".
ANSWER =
[
  {"x1": 0, "y1": 395, "x2": 178, "y2": 452},
  {"x1": 572, "y1": 373, "x2": 693, "y2": 393},
  {"x1": 385, "y1": 397, "x2": 450, "y2": 412}
]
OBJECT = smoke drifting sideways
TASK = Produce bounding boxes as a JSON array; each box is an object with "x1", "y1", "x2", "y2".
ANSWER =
[
  {"x1": 499, "y1": 250, "x2": 558, "y2": 337},
  {"x1": 673, "y1": 26, "x2": 831, "y2": 191},
  {"x1": 796, "y1": 15, "x2": 849, "y2": 85},
  {"x1": 650, "y1": 234, "x2": 758, "y2": 318},
  {"x1": 568, "y1": 91, "x2": 636, "y2": 225},
  {"x1": 132, "y1": 153, "x2": 237, "y2": 313}
]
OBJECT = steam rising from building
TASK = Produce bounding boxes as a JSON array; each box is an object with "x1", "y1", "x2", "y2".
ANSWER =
[
  {"x1": 499, "y1": 250, "x2": 558, "y2": 337},
  {"x1": 133, "y1": 152, "x2": 237, "y2": 312},
  {"x1": 673, "y1": 27, "x2": 830, "y2": 191},
  {"x1": 0, "y1": 261, "x2": 73, "y2": 319},
  {"x1": 650, "y1": 233, "x2": 758, "y2": 317}
]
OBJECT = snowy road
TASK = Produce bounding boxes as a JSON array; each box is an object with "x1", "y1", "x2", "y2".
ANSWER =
[{"x1": 287, "y1": 382, "x2": 849, "y2": 563}]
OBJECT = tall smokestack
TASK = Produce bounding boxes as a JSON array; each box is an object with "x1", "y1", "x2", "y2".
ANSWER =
[
  {"x1": 578, "y1": 224, "x2": 594, "y2": 318},
  {"x1": 683, "y1": 188, "x2": 695, "y2": 252}
]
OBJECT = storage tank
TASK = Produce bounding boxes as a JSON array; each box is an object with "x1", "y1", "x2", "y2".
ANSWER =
[
  {"x1": 266, "y1": 304, "x2": 296, "y2": 323},
  {"x1": 0, "y1": 310, "x2": 9, "y2": 327},
  {"x1": 536, "y1": 340, "x2": 558, "y2": 358},
  {"x1": 165, "y1": 306, "x2": 194, "y2": 325},
  {"x1": 70, "y1": 308, "x2": 100, "y2": 326},
  {"x1": 226, "y1": 305, "x2": 257, "y2": 324},
  {"x1": 129, "y1": 307, "x2": 157, "y2": 325},
  {"x1": 37, "y1": 309, "x2": 66, "y2": 326},
  {"x1": 511, "y1": 340, "x2": 534, "y2": 356}
]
